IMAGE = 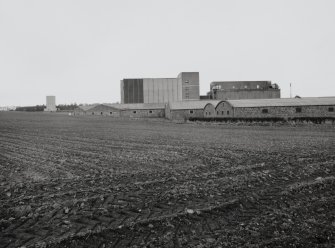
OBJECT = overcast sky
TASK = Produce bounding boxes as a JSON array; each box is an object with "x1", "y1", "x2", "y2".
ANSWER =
[{"x1": 0, "y1": 0, "x2": 334, "y2": 106}]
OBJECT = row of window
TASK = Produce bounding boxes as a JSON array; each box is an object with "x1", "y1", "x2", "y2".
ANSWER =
[
  {"x1": 88, "y1": 107, "x2": 335, "y2": 116},
  {"x1": 213, "y1": 85, "x2": 261, "y2": 90},
  {"x1": 205, "y1": 111, "x2": 230, "y2": 115},
  {"x1": 203, "y1": 107, "x2": 335, "y2": 116},
  {"x1": 90, "y1": 110, "x2": 154, "y2": 115},
  {"x1": 261, "y1": 107, "x2": 334, "y2": 114},
  {"x1": 131, "y1": 110, "x2": 153, "y2": 114}
]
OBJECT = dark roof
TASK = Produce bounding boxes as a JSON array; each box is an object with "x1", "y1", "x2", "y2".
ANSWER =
[
  {"x1": 169, "y1": 100, "x2": 220, "y2": 110},
  {"x1": 104, "y1": 103, "x2": 165, "y2": 110},
  {"x1": 223, "y1": 97, "x2": 335, "y2": 108},
  {"x1": 76, "y1": 104, "x2": 99, "y2": 111}
]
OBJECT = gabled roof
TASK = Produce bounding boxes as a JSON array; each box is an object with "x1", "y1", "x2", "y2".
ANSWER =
[
  {"x1": 224, "y1": 97, "x2": 335, "y2": 108},
  {"x1": 89, "y1": 104, "x2": 120, "y2": 111},
  {"x1": 104, "y1": 103, "x2": 166, "y2": 110},
  {"x1": 76, "y1": 104, "x2": 99, "y2": 111},
  {"x1": 168, "y1": 100, "x2": 220, "y2": 110}
]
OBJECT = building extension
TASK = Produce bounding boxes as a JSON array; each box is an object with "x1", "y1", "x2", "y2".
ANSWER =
[
  {"x1": 208, "y1": 81, "x2": 280, "y2": 100},
  {"x1": 120, "y1": 72, "x2": 200, "y2": 104},
  {"x1": 45, "y1": 96, "x2": 57, "y2": 112}
]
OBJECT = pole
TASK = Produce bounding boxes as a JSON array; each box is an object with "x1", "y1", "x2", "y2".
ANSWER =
[{"x1": 290, "y1": 83, "x2": 292, "y2": 98}]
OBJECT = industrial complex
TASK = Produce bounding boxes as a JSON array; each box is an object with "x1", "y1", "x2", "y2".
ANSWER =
[
  {"x1": 73, "y1": 71, "x2": 335, "y2": 121},
  {"x1": 120, "y1": 72, "x2": 200, "y2": 104}
]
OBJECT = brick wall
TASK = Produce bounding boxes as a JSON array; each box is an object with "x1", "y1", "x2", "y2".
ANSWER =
[
  {"x1": 170, "y1": 109, "x2": 204, "y2": 120},
  {"x1": 215, "y1": 102, "x2": 234, "y2": 118},
  {"x1": 120, "y1": 109, "x2": 165, "y2": 118},
  {"x1": 234, "y1": 105, "x2": 335, "y2": 118},
  {"x1": 204, "y1": 104, "x2": 216, "y2": 118}
]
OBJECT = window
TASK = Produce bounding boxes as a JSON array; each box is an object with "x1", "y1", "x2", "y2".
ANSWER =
[
  {"x1": 185, "y1": 87, "x2": 190, "y2": 99},
  {"x1": 257, "y1": 85, "x2": 260, "y2": 89},
  {"x1": 217, "y1": 111, "x2": 219, "y2": 115},
  {"x1": 328, "y1": 107, "x2": 334, "y2": 112},
  {"x1": 190, "y1": 110, "x2": 194, "y2": 114},
  {"x1": 185, "y1": 80, "x2": 189, "y2": 83},
  {"x1": 227, "y1": 110, "x2": 230, "y2": 115},
  {"x1": 110, "y1": 112, "x2": 113, "y2": 114},
  {"x1": 205, "y1": 112, "x2": 207, "y2": 115},
  {"x1": 262, "y1": 109, "x2": 268, "y2": 114},
  {"x1": 133, "y1": 111, "x2": 137, "y2": 114},
  {"x1": 244, "y1": 85, "x2": 248, "y2": 89},
  {"x1": 92, "y1": 112, "x2": 94, "y2": 115},
  {"x1": 296, "y1": 108, "x2": 302, "y2": 113},
  {"x1": 149, "y1": 110, "x2": 153, "y2": 114},
  {"x1": 221, "y1": 111, "x2": 224, "y2": 115},
  {"x1": 101, "y1": 112, "x2": 103, "y2": 115}
]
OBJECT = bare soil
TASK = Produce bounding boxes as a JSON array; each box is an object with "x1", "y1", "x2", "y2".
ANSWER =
[{"x1": 0, "y1": 112, "x2": 334, "y2": 247}]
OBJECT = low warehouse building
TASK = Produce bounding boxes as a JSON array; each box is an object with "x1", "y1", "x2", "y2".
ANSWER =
[
  {"x1": 73, "y1": 104, "x2": 98, "y2": 115},
  {"x1": 73, "y1": 103, "x2": 165, "y2": 118},
  {"x1": 166, "y1": 101, "x2": 219, "y2": 120},
  {"x1": 88, "y1": 104, "x2": 121, "y2": 117},
  {"x1": 118, "y1": 103, "x2": 165, "y2": 118},
  {"x1": 214, "y1": 97, "x2": 335, "y2": 119}
]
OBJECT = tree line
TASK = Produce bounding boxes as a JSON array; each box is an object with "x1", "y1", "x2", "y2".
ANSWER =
[{"x1": 15, "y1": 104, "x2": 79, "y2": 112}]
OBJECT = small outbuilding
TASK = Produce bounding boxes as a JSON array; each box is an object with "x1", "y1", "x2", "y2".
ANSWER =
[
  {"x1": 73, "y1": 104, "x2": 99, "y2": 115},
  {"x1": 87, "y1": 104, "x2": 121, "y2": 117}
]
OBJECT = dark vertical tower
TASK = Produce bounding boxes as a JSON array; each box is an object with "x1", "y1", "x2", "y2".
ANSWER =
[{"x1": 121, "y1": 79, "x2": 144, "y2": 104}]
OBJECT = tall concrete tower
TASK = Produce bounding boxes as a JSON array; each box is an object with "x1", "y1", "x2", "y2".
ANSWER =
[{"x1": 45, "y1": 96, "x2": 57, "y2": 112}]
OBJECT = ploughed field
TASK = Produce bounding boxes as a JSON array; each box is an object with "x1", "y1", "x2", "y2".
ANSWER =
[{"x1": 0, "y1": 112, "x2": 335, "y2": 248}]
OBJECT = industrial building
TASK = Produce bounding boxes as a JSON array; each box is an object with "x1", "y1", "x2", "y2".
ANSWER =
[
  {"x1": 208, "y1": 81, "x2": 280, "y2": 100},
  {"x1": 203, "y1": 97, "x2": 335, "y2": 119},
  {"x1": 44, "y1": 96, "x2": 57, "y2": 112},
  {"x1": 120, "y1": 72, "x2": 200, "y2": 104},
  {"x1": 71, "y1": 71, "x2": 335, "y2": 122}
]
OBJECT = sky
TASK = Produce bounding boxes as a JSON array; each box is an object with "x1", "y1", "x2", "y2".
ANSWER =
[{"x1": 0, "y1": 0, "x2": 335, "y2": 106}]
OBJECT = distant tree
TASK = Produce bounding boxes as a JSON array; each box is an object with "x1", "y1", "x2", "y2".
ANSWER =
[
  {"x1": 15, "y1": 105, "x2": 45, "y2": 112},
  {"x1": 56, "y1": 103, "x2": 78, "y2": 111}
]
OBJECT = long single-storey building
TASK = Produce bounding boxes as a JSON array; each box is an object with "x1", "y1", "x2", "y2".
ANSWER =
[
  {"x1": 73, "y1": 97, "x2": 335, "y2": 121},
  {"x1": 203, "y1": 97, "x2": 335, "y2": 119},
  {"x1": 73, "y1": 103, "x2": 165, "y2": 118}
]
